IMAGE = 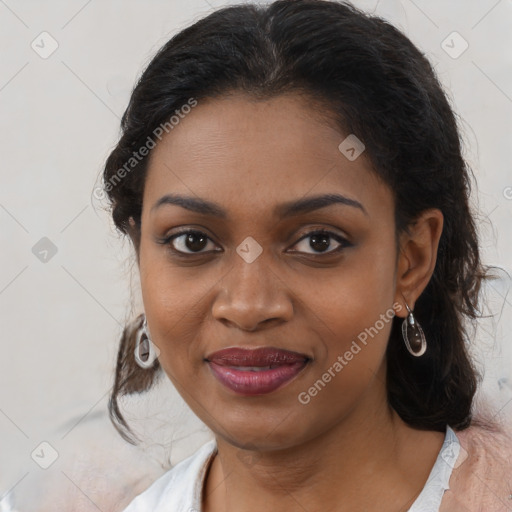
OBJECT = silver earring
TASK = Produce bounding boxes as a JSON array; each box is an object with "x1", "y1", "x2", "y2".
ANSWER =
[
  {"x1": 401, "y1": 302, "x2": 427, "y2": 357},
  {"x1": 134, "y1": 316, "x2": 160, "y2": 369}
]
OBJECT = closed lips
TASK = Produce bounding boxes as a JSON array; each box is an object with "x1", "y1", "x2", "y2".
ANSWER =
[
  {"x1": 205, "y1": 347, "x2": 310, "y2": 395},
  {"x1": 205, "y1": 347, "x2": 310, "y2": 367}
]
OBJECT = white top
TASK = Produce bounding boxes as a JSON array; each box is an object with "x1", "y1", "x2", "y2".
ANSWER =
[{"x1": 121, "y1": 426, "x2": 460, "y2": 512}]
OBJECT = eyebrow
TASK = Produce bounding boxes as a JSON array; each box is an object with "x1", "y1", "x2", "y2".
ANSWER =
[{"x1": 151, "y1": 193, "x2": 367, "y2": 218}]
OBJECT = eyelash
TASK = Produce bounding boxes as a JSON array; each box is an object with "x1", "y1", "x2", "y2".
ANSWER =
[{"x1": 158, "y1": 228, "x2": 352, "y2": 257}]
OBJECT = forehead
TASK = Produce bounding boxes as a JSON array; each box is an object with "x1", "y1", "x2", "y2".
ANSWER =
[{"x1": 142, "y1": 93, "x2": 392, "y2": 221}]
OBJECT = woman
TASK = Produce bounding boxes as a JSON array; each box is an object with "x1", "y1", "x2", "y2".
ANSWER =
[{"x1": 102, "y1": 1, "x2": 512, "y2": 510}]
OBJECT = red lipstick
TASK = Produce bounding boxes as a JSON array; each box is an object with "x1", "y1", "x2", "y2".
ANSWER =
[{"x1": 206, "y1": 347, "x2": 309, "y2": 395}]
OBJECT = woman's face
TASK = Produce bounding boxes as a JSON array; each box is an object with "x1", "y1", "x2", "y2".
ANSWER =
[{"x1": 138, "y1": 93, "x2": 404, "y2": 450}]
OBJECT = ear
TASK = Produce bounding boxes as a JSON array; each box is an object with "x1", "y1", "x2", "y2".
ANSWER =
[{"x1": 393, "y1": 208, "x2": 444, "y2": 318}]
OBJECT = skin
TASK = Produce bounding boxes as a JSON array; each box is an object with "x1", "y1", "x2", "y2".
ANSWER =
[{"x1": 133, "y1": 92, "x2": 445, "y2": 512}]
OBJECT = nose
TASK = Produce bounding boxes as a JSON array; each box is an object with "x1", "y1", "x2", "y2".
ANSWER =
[{"x1": 212, "y1": 256, "x2": 294, "y2": 331}]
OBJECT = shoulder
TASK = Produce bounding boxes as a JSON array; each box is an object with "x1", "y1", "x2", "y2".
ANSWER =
[
  {"x1": 120, "y1": 439, "x2": 217, "y2": 512},
  {"x1": 440, "y1": 421, "x2": 512, "y2": 511}
]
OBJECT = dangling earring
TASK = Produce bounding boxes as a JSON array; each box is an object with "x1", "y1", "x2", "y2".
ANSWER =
[
  {"x1": 134, "y1": 316, "x2": 160, "y2": 369},
  {"x1": 401, "y1": 302, "x2": 427, "y2": 357}
]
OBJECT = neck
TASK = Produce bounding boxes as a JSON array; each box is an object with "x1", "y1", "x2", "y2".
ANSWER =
[{"x1": 203, "y1": 371, "x2": 445, "y2": 512}]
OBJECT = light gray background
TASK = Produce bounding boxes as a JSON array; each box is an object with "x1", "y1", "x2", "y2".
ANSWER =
[{"x1": 1, "y1": 0, "x2": 511, "y2": 510}]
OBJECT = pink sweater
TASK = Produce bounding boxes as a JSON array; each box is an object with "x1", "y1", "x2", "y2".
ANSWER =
[{"x1": 440, "y1": 422, "x2": 512, "y2": 511}]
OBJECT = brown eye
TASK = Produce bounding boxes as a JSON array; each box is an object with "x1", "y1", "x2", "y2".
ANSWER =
[
  {"x1": 291, "y1": 230, "x2": 351, "y2": 255},
  {"x1": 169, "y1": 230, "x2": 217, "y2": 254}
]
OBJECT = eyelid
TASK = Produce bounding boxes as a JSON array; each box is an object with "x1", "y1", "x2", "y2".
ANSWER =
[
  {"x1": 160, "y1": 228, "x2": 221, "y2": 255},
  {"x1": 293, "y1": 226, "x2": 350, "y2": 243},
  {"x1": 158, "y1": 226, "x2": 351, "y2": 257},
  {"x1": 287, "y1": 228, "x2": 352, "y2": 254}
]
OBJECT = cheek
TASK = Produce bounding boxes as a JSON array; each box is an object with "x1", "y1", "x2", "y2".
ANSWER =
[
  {"x1": 305, "y1": 232, "x2": 397, "y2": 378},
  {"x1": 139, "y1": 230, "x2": 208, "y2": 314},
  {"x1": 307, "y1": 234, "x2": 396, "y2": 330},
  {"x1": 138, "y1": 243, "x2": 209, "y2": 373},
  {"x1": 353, "y1": 229, "x2": 397, "y2": 298}
]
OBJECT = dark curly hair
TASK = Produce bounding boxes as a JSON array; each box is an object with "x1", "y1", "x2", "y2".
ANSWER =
[{"x1": 102, "y1": 0, "x2": 494, "y2": 445}]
